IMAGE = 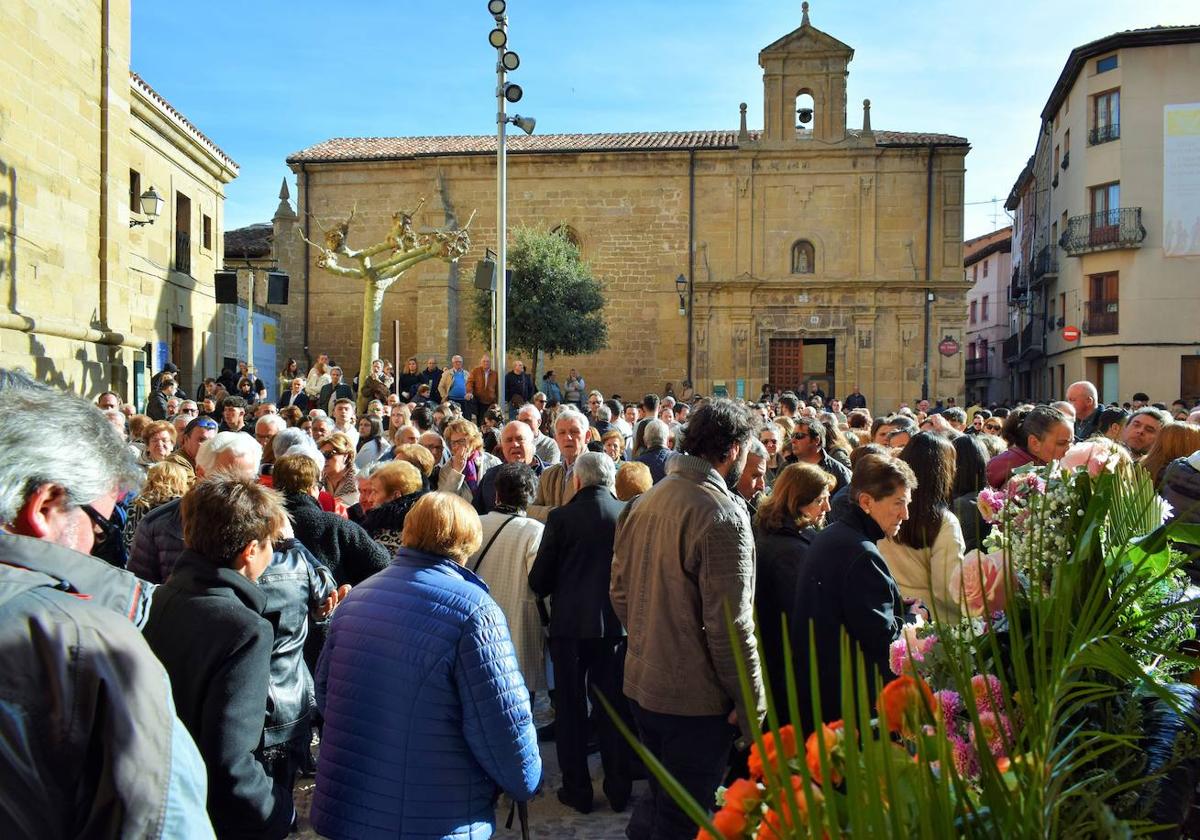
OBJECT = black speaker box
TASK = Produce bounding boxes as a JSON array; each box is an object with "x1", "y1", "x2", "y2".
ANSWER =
[
  {"x1": 214, "y1": 271, "x2": 238, "y2": 303},
  {"x1": 474, "y1": 258, "x2": 496, "y2": 291}
]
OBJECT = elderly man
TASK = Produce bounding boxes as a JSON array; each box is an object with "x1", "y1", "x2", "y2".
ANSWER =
[
  {"x1": 438, "y1": 355, "x2": 471, "y2": 419},
  {"x1": 634, "y1": 419, "x2": 673, "y2": 484},
  {"x1": 96, "y1": 390, "x2": 122, "y2": 411},
  {"x1": 610, "y1": 400, "x2": 765, "y2": 839},
  {"x1": 318, "y1": 367, "x2": 354, "y2": 416},
  {"x1": 505, "y1": 359, "x2": 535, "y2": 418},
  {"x1": 255, "y1": 414, "x2": 287, "y2": 475},
  {"x1": 1122, "y1": 407, "x2": 1171, "y2": 457},
  {"x1": 736, "y1": 437, "x2": 769, "y2": 515},
  {"x1": 529, "y1": 452, "x2": 633, "y2": 814},
  {"x1": 0, "y1": 377, "x2": 211, "y2": 836},
  {"x1": 474, "y1": 421, "x2": 546, "y2": 515},
  {"x1": 168, "y1": 415, "x2": 218, "y2": 482},
  {"x1": 129, "y1": 431, "x2": 264, "y2": 583},
  {"x1": 1066, "y1": 380, "x2": 1101, "y2": 441},
  {"x1": 519, "y1": 403, "x2": 560, "y2": 465},
  {"x1": 279, "y1": 377, "x2": 309, "y2": 411},
  {"x1": 530, "y1": 409, "x2": 589, "y2": 522},
  {"x1": 467, "y1": 354, "x2": 498, "y2": 424}
]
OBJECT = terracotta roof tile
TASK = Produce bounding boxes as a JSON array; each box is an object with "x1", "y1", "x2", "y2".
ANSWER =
[
  {"x1": 287, "y1": 128, "x2": 967, "y2": 163},
  {"x1": 223, "y1": 223, "x2": 273, "y2": 259}
]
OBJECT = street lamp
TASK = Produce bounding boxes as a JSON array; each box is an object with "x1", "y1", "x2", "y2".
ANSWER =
[
  {"x1": 129, "y1": 186, "x2": 164, "y2": 228},
  {"x1": 675, "y1": 273, "x2": 688, "y2": 315},
  {"x1": 489, "y1": 0, "x2": 535, "y2": 408}
]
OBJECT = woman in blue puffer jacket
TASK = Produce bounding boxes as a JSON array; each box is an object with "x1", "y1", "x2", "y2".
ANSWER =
[{"x1": 312, "y1": 491, "x2": 542, "y2": 839}]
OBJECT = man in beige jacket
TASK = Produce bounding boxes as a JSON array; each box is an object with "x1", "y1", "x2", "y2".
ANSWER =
[
  {"x1": 529, "y1": 409, "x2": 588, "y2": 522},
  {"x1": 610, "y1": 399, "x2": 765, "y2": 840}
]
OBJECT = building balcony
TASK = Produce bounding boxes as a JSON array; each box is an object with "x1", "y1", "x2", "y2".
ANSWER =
[
  {"x1": 1003, "y1": 334, "x2": 1019, "y2": 363},
  {"x1": 1030, "y1": 245, "x2": 1057, "y2": 284},
  {"x1": 965, "y1": 357, "x2": 989, "y2": 378},
  {"x1": 1084, "y1": 300, "x2": 1119, "y2": 336},
  {"x1": 1060, "y1": 208, "x2": 1146, "y2": 256},
  {"x1": 1008, "y1": 267, "x2": 1028, "y2": 306},
  {"x1": 174, "y1": 230, "x2": 191, "y2": 274},
  {"x1": 1088, "y1": 123, "x2": 1120, "y2": 145}
]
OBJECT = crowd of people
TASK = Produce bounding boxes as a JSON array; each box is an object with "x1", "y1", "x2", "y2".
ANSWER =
[{"x1": 3, "y1": 353, "x2": 1200, "y2": 840}]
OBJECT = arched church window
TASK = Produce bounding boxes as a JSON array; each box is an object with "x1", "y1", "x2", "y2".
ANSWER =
[
  {"x1": 791, "y1": 239, "x2": 815, "y2": 274},
  {"x1": 551, "y1": 225, "x2": 581, "y2": 248}
]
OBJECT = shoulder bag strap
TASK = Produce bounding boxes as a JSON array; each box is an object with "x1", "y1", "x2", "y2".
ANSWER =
[{"x1": 471, "y1": 514, "x2": 518, "y2": 573}]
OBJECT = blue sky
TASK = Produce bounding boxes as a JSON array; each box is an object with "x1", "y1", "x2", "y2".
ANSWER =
[{"x1": 132, "y1": 0, "x2": 1198, "y2": 240}]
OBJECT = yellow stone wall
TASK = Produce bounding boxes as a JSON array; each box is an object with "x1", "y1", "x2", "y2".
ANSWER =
[
  {"x1": 277, "y1": 140, "x2": 968, "y2": 413},
  {"x1": 0, "y1": 0, "x2": 237, "y2": 401}
]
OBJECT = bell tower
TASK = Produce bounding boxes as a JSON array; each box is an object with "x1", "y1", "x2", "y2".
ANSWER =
[{"x1": 758, "y1": 2, "x2": 854, "y2": 145}]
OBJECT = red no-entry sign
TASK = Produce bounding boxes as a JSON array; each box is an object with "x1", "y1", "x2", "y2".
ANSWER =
[{"x1": 1062, "y1": 325, "x2": 1081, "y2": 342}]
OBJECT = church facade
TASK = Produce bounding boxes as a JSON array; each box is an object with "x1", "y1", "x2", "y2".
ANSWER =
[{"x1": 275, "y1": 9, "x2": 969, "y2": 411}]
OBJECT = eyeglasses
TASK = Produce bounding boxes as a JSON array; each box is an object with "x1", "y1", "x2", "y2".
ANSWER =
[
  {"x1": 81, "y1": 503, "x2": 121, "y2": 547},
  {"x1": 984, "y1": 423, "x2": 1001, "y2": 431}
]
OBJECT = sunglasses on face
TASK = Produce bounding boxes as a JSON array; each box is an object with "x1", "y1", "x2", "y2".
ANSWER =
[
  {"x1": 81, "y1": 504, "x2": 121, "y2": 547},
  {"x1": 985, "y1": 423, "x2": 1001, "y2": 431}
]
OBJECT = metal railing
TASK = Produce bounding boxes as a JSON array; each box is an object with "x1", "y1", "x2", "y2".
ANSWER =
[
  {"x1": 965, "y1": 357, "x2": 989, "y2": 377},
  {"x1": 1084, "y1": 300, "x2": 1119, "y2": 336},
  {"x1": 1003, "y1": 334, "x2": 1019, "y2": 362},
  {"x1": 1060, "y1": 208, "x2": 1145, "y2": 255},
  {"x1": 1088, "y1": 123, "x2": 1120, "y2": 145},
  {"x1": 1030, "y1": 245, "x2": 1057, "y2": 282},
  {"x1": 174, "y1": 231, "x2": 191, "y2": 274}
]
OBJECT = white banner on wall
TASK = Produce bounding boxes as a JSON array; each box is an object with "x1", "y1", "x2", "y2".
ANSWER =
[{"x1": 1164, "y1": 103, "x2": 1200, "y2": 257}]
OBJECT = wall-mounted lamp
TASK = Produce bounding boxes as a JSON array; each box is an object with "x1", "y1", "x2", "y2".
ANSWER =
[
  {"x1": 675, "y1": 273, "x2": 688, "y2": 315},
  {"x1": 129, "y1": 186, "x2": 164, "y2": 228}
]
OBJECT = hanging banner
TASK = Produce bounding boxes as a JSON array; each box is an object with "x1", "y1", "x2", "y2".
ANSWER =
[{"x1": 1164, "y1": 103, "x2": 1200, "y2": 257}]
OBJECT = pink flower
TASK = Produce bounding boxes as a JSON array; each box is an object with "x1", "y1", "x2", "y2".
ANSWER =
[
  {"x1": 977, "y1": 488, "x2": 1007, "y2": 523},
  {"x1": 951, "y1": 551, "x2": 1009, "y2": 616},
  {"x1": 888, "y1": 638, "x2": 907, "y2": 676},
  {"x1": 935, "y1": 689, "x2": 963, "y2": 721},
  {"x1": 1061, "y1": 440, "x2": 1122, "y2": 477},
  {"x1": 970, "y1": 673, "x2": 1005, "y2": 714},
  {"x1": 972, "y1": 711, "x2": 1014, "y2": 758},
  {"x1": 949, "y1": 734, "x2": 979, "y2": 778}
]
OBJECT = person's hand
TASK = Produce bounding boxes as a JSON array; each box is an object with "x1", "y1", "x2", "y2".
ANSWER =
[
  {"x1": 465, "y1": 392, "x2": 474, "y2": 402},
  {"x1": 318, "y1": 584, "x2": 352, "y2": 619},
  {"x1": 727, "y1": 709, "x2": 739, "y2": 727}
]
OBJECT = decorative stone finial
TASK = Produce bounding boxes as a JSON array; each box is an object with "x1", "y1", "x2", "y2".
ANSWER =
[
  {"x1": 862, "y1": 99, "x2": 872, "y2": 134},
  {"x1": 273, "y1": 177, "x2": 297, "y2": 222},
  {"x1": 738, "y1": 103, "x2": 749, "y2": 141},
  {"x1": 801, "y1": 1, "x2": 810, "y2": 26},
  {"x1": 279, "y1": 178, "x2": 290, "y2": 201}
]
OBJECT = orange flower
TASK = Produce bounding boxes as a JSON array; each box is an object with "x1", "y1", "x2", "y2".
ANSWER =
[
  {"x1": 996, "y1": 756, "x2": 1012, "y2": 774},
  {"x1": 723, "y1": 778, "x2": 763, "y2": 814},
  {"x1": 696, "y1": 805, "x2": 748, "y2": 840},
  {"x1": 804, "y1": 721, "x2": 844, "y2": 785},
  {"x1": 879, "y1": 675, "x2": 936, "y2": 737},
  {"x1": 747, "y1": 725, "x2": 799, "y2": 780},
  {"x1": 755, "y1": 775, "x2": 825, "y2": 839}
]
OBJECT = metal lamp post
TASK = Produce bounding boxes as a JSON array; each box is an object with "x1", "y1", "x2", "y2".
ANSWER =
[{"x1": 488, "y1": 0, "x2": 534, "y2": 409}]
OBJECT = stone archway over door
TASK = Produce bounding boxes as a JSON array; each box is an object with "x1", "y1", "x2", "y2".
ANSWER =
[{"x1": 769, "y1": 338, "x2": 834, "y2": 394}]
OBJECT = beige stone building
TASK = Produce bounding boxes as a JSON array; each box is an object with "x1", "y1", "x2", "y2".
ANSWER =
[
  {"x1": 1005, "y1": 26, "x2": 1200, "y2": 405},
  {"x1": 273, "y1": 8, "x2": 969, "y2": 412},
  {"x1": 0, "y1": 0, "x2": 246, "y2": 403}
]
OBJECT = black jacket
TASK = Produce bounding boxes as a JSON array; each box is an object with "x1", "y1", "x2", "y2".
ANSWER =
[
  {"x1": 505, "y1": 371, "x2": 535, "y2": 406},
  {"x1": 635, "y1": 445, "x2": 674, "y2": 484},
  {"x1": 843, "y1": 393, "x2": 867, "y2": 410},
  {"x1": 754, "y1": 522, "x2": 817, "y2": 720},
  {"x1": 787, "y1": 452, "x2": 852, "y2": 495},
  {"x1": 473, "y1": 457, "x2": 546, "y2": 515},
  {"x1": 146, "y1": 390, "x2": 170, "y2": 420},
  {"x1": 418, "y1": 366, "x2": 443, "y2": 402},
  {"x1": 529, "y1": 485, "x2": 626, "y2": 638},
  {"x1": 789, "y1": 505, "x2": 904, "y2": 732},
  {"x1": 258, "y1": 538, "x2": 336, "y2": 748},
  {"x1": 316, "y1": 381, "x2": 355, "y2": 413},
  {"x1": 397, "y1": 372, "x2": 422, "y2": 401},
  {"x1": 142, "y1": 550, "x2": 292, "y2": 839},
  {"x1": 277, "y1": 390, "x2": 310, "y2": 412},
  {"x1": 360, "y1": 490, "x2": 427, "y2": 557},
  {"x1": 284, "y1": 492, "x2": 390, "y2": 586}
]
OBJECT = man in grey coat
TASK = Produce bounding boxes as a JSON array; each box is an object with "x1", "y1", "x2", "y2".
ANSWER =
[{"x1": 611, "y1": 399, "x2": 765, "y2": 839}]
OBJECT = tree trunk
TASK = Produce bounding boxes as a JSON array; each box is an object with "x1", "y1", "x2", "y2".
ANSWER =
[{"x1": 357, "y1": 279, "x2": 386, "y2": 414}]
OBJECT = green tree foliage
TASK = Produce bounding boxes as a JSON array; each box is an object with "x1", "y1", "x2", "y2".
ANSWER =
[{"x1": 471, "y1": 226, "x2": 608, "y2": 372}]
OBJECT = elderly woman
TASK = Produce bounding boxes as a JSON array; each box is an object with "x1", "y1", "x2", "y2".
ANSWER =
[
  {"x1": 122, "y1": 460, "x2": 190, "y2": 552},
  {"x1": 601, "y1": 429, "x2": 625, "y2": 463},
  {"x1": 311, "y1": 492, "x2": 541, "y2": 839},
  {"x1": 438, "y1": 418, "x2": 501, "y2": 504},
  {"x1": 615, "y1": 461, "x2": 652, "y2": 502},
  {"x1": 467, "y1": 462, "x2": 546, "y2": 696},
  {"x1": 355, "y1": 416, "x2": 388, "y2": 469},
  {"x1": 361, "y1": 460, "x2": 427, "y2": 554},
  {"x1": 140, "y1": 419, "x2": 177, "y2": 466},
  {"x1": 754, "y1": 463, "x2": 835, "y2": 721},
  {"x1": 791, "y1": 453, "x2": 917, "y2": 730},
  {"x1": 318, "y1": 432, "x2": 359, "y2": 508}
]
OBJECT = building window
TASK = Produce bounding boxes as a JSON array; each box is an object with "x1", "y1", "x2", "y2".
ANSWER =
[
  {"x1": 550, "y1": 224, "x2": 580, "y2": 248},
  {"x1": 175, "y1": 192, "x2": 191, "y2": 274},
  {"x1": 1090, "y1": 89, "x2": 1120, "y2": 144},
  {"x1": 972, "y1": 264, "x2": 978, "y2": 281},
  {"x1": 202, "y1": 214, "x2": 212, "y2": 251},
  {"x1": 982, "y1": 259, "x2": 988, "y2": 278},
  {"x1": 1089, "y1": 182, "x2": 1121, "y2": 240},
  {"x1": 1086, "y1": 272, "x2": 1119, "y2": 335},
  {"x1": 1096, "y1": 54, "x2": 1118, "y2": 73},
  {"x1": 790, "y1": 239, "x2": 815, "y2": 274},
  {"x1": 981, "y1": 295, "x2": 990, "y2": 321},
  {"x1": 129, "y1": 169, "x2": 141, "y2": 212},
  {"x1": 969, "y1": 300, "x2": 977, "y2": 325}
]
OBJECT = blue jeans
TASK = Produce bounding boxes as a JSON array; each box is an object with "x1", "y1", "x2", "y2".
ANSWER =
[{"x1": 624, "y1": 700, "x2": 735, "y2": 840}]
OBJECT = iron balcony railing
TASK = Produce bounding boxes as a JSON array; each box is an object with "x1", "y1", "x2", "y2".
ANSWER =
[
  {"x1": 174, "y1": 231, "x2": 191, "y2": 274},
  {"x1": 1030, "y1": 245, "x2": 1057, "y2": 282},
  {"x1": 1003, "y1": 334, "x2": 1019, "y2": 362},
  {"x1": 1060, "y1": 208, "x2": 1145, "y2": 256},
  {"x1": 1088, "y1": 123, "x2": 1120, "y2": 145},
  {"x1": 965, "y1": 357, "x2": 989, "y2": 377},
  {"x1": 1084, "y1": 300, "x2": 1119, "y2": 336},
  {"x1": 1009, "y1": 266, "x2": 1028, "y2": 305}
]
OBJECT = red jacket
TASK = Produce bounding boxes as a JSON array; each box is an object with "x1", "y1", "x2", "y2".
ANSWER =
[{"x1": 986, "y1": 446, "x2": 1037, "y2": 489}]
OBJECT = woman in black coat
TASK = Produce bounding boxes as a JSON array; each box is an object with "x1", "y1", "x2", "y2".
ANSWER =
[
  {"x1": 753, "y1": 463, "x2": 836, "y2": 721},
  {"x1": 360, "y1": 460, "x2": 428, "y2": 556},
  {"x1": 790, "y1": 453, "x2": 918, "y2": 732}
]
